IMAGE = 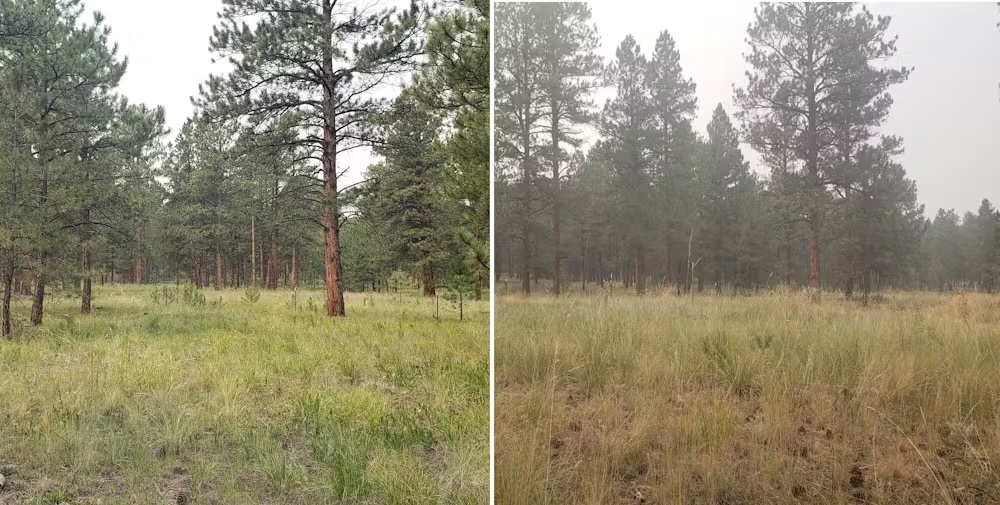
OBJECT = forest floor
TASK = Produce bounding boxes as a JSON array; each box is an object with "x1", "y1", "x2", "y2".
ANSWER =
[
  {"x1": 0, "y1": 284, "x2": 488, "y2": 504},
  {"x1": 496, "y1": 288, "x2": 1000, "y2": 505}
]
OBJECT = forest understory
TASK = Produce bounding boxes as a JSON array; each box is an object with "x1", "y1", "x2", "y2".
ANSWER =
[
  {"x1": 0, "y1": 284, "x2": 488, "y2": 504},
  {"x1": 496, "y1": 289, "x2": 1000, "y2": 505}
]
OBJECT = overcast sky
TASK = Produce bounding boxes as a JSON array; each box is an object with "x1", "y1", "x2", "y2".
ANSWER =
[
  {"x1": 585, "y1": 1, "x2": 1000, "y2": 217},
  {"x1": 84, "y1": 0, "x2": 412, "y2": 188},
  {"x1": 87, "y1": 1, "x2": 1000, "y2": 215}
]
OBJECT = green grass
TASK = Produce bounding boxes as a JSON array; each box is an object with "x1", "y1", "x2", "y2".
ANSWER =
[
  {"x1": 496, "y1": 288, "x2": 1000, "y2": 505},
  {"x1": 0, "y1": 284, "x2": 487, "y2": 504}
]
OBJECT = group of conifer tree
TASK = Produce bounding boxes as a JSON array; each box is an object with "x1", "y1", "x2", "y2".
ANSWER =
[
  {"x1": 0, "y1": 0, "x2": 488, "y2": 337},
  {"x1": 496, "y1": 2, "x2": 994, "y2": 299}
]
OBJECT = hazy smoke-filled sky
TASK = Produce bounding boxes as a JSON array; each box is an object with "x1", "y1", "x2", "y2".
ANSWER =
[
  {"x1": 586, "y1": 1, "x2": 1000, "y2": 217},
  {"x1": 84, "y1": 0, "x2": 413, "y2": 188},
  {"x1": 85, "y1": 1, "x2": 999, "y2": 215}
]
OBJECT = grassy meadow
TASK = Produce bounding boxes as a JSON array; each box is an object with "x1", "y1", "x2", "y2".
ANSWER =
[
  {"x1": 0, "y1": 284, "x2": 487, "y2": 504},
  {"x1": 496, "y1": 288, "x2": 1000, "y2": 505}
]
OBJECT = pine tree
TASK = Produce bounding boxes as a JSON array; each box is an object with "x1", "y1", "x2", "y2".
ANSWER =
[
  {"x1": 495, "y1": 2, "x2": 545, "y2": 295},
  {"x1": 534, "y1": 2, "x2": 601, "y2": 295},
  {"x1": 735, "y1": 2, "x2": 911, "y2": 299},
  {"x1": 368, "y1": 93, "x2": 449, "y2": 296},
  {"x1": 412, "y1": 0, "x2": 490, "y2": 296},
  {"x1": 647, "y1": 30, "x2": 697, "y2": 288},
  {"x1": 601, "y1": 35, "x2": 654, "y2": 295},
  {"x1": 698, "y1": 104, "x2": 751, "y2": 292},
  {"x1": 198, "y1": 0, "x2": 423, "y2": 316}
]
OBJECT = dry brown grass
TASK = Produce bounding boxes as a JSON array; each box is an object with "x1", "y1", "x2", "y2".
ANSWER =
[{"x1": 495, "y1": 288, "x2": 1000, "y2": 505}]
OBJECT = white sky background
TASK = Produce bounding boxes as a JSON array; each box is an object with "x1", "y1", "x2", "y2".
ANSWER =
[
  {"x1": 83, "y1": 1, "x2": 1000, "y2": 215},
  {"x1": 84, "y1": 0, "x2": 415, "y2": 189},
  {"x1": 584, "y1": 1, "x2": 1000, "y2": 217}
]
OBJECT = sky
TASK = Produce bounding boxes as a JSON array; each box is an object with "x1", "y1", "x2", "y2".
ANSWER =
[
  {"x1": 586, "y1": 1, "x2": 1000, "y2": 217},
  {"x1": 84, "y1": 0, "x2": 412, "y2": 189},
  {"x1": 85, "y1": 1, "x2": 1000, "y2": 216}
]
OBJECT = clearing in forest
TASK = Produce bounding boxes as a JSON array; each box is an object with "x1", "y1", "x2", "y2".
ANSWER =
[
  {"x1": 496, "y1": 290, "x2": 1000, "y2": 505},
  {"x1": 0, "y1": 285, "x2": 488, "y2": 504}
]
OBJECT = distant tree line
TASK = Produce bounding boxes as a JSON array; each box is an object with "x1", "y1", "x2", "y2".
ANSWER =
[
  {"x1": 0, "y1": 0, "x2": 488, "y2": 337},
  {"x1": 495, "y1": 1, "x2": 992, "y2": 299}
]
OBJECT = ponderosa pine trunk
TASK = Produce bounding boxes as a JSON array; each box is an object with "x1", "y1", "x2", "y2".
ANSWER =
[
  {"x1": 259, "y1": 235, "x2": 265, "y2": 286},
  {"x1": 215, "y1": 249, "x2": 224, "y2": 290},
  {"x1": 785, "y1": 226, "x2": 793, "y2": 286},
  {"x1": 290, "y1": 244, "x2": 298, "y2": 290},
  {"x1": 804, "y1": 22, "x2": 822, "y2": 301},
  {"x1": 31, "y1": 163, "x2": 47, "y2": 326},
  {"x1": 134, "y1": 226, "x2": 142, "y2": 285},
  {"x1": 714, "y1": 233, "x2": 723, "y2": 295},
  {"x1": 202, "y1": 256, "x2": 210, "y2": 288},
  {"x1": 551, "y1": 103, "x2": 561, "y2": 296},
  {"x1": 30, "y1": 250, "x2": 46, "y2": 326},
  {"x1": 267, "y1": 232, "x2": 279, "y2": 290},
  {"x1": 321, "y1": 2, "x2": 345, "y2": 317},
  {"x1": 81, "y1": 160, "x2": 93, "y2": 314},
  {"x1": 422, "y1": 263, "x2": 435, "y2": 297},
  {"x1": 251, "y1": 215, "x2": 256, "y2": 286},
  {"x1": 520, "y1": 238, "x2": 530, "y2": 296},
  {"x1": 635, "y1": 248, "x2": 646, "y2": 295},
  {"x1": 597, "y1": 251, "x2": 604, "y2": 288},
  {"x1": 2, "y1": 260, "x2": 14, "y2": 338},
  {"x1": 3, "y1": 95, "x2": 15, "y2": 338},
  {"x1": 520, "y1": 70, "x2": 532, "y2": 298},
  {"x1": 808, "y1": 214, "x2": 822, "y2": 299},
  {"x1": 81, "y1": 240, "x2": 91, "y2": 314},
  {"x1": 663, "y1": 238, "x2": 672, "y2": 286}
]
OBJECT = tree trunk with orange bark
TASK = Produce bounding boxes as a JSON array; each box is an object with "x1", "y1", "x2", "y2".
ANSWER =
[
  {"x1": 215, "y1": 249, "x2": 224, "y2": 290},
  {"x1": 422, "y1": 263, "x2": 435, "y2": 296}
]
